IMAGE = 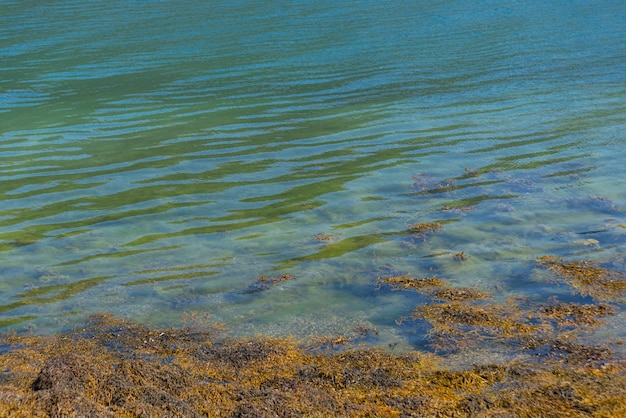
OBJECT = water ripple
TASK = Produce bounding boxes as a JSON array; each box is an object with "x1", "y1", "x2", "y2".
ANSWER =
[{"x1": 1, "y1": 0, "x2": 625, "y2": 341}]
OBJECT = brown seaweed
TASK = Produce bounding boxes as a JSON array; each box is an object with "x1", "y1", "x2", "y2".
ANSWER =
[
  {"x1": 0, "y1": 314, "x2": 623, "y2": 417},
  {"x1": 242, "y1": 273, "x2": 296, "y2": 294},
  {"x1": 376, "y1": 275, "x2": 445, "y2": 291},
  {"x1": 537, "y1": 256, "x2": 626, "y2": 301}
]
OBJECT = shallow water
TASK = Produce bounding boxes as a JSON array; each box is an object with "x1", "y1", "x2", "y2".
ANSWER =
[{"x1": 1, "y1": 1, "x2": 625, "y2": 354}]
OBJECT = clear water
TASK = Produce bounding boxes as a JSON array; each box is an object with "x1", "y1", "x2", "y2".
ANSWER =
[{"x1": 1, "y1": 1, "x2": 625, "y2": 352}]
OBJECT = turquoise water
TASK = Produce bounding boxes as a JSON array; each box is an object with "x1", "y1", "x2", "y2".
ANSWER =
[{"x1": 1, "y1": 1, "x2": 625, "y2": 352}]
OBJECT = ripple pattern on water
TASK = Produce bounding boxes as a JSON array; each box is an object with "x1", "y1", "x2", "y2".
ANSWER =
[{"x1": 1, "y1": 1, "x2": 625, "y2": 343}]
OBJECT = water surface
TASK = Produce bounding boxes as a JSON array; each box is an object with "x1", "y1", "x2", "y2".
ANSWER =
[{"x1": 1, "y1": 1, "x2": 625, "y2": 355}]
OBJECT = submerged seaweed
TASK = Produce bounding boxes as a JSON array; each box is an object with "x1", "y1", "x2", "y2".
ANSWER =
[
  {"x1": 538, "y1": 256, "x2": 626, "y2": 301},
  {"x1": 241, "y1": 273, "x2": 295, "y2": 294},
  {"x1": 376, "y1": 259, "x2": 625, "y2": 368},
  {"x1": 376, "y1": 275, "x2": 445, "y2": 291},
  {"x1": 0, "y1": 314, "x2": 624, "y2": 417},
  {"x1": 413, "y1": 302, "x2": 538, "y2": 352},
  {"x1": 432, "y1": 287, "x2": 490, "y2": 302},
  {"x1": 1, "y1": 253, "x2": 625, "y2": 416},
  {"x1": 540, "y1": 300, "x2": 615, "y2": 327},
  {"x1": 407, "y1": 221, "x2": 443, "y2": 240}
]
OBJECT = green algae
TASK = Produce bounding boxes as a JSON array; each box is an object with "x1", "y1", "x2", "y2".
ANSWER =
[
  {"x1": 0, "y1": 276, "x2": 114, "y2": 315},
  {"x1": 53, "y1": 244, "x2": 183, "y2": 267},
  {"x1": 279, "y1": 233, "x2": 389, "y2": 268},
  {"x1": 333, "y1": 216, "x2": 391, "y2": 230},
  {"x1": 0, "y1": 315, "x2": 37, "y2": 328},
  {"x1": 121, "y1": 270, "x2": 219, "y2": 287},
  {"x1": 115, "y1": 139, "x2": 436, "y2": 250}
]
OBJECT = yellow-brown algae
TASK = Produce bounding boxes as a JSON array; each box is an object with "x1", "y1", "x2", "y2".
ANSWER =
[
  {"x1": 0, "y1": 314, "x2": 623, "y2": 417},
  {"x1": 537, "y1": 256, "x2": 626, "y2": 301},
  {"x1": 377, "y1": 275, "x2": 445, "y2": 291}
]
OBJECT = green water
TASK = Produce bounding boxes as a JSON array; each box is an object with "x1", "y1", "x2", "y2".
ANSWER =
[{"x1": 1, "y1": 1, "x2": 625, "y2": 355}]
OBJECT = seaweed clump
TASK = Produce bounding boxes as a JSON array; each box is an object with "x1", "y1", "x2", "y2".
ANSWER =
[
  {"x1": 407, "y1": 221, "x2": 443, "y2": 240},
  {"x1": 538, "y1": 256, "x2": 626, "y2": 301},
  {"x1": 376, "y1": 275, "x2": 444, "y2": 291},
  {"x1": 540, "y1": 300, "x2": 615, "y2": 327},
  {"x1": 313, "y1": 232, "x2": 334, "y2": 242},
  {"x1": 413, "y1": 302, "x2": 537, "y2": 352},
  {"x1": 432, "y1": 287, "x2": 491, "y2": 302},
  {"x1": 242, "y1": 273, "x2": 295, "y2": 293},
  {"x1": 377, "y1": 263, "x2": 624, "y2": 372},
  {"x1": 0, "y1": 313, "x2": 624, "y2": 417}
]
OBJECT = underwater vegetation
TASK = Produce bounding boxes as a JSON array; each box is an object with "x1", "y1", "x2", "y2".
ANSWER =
[
  {"x1": 1, "y1": 256, "x2": 624, "y2": 417},
  {"x1": 375, "y1": 256, "x2": 625, "y2": 359},
  {"x1": 0, "y1": 312, "x2": 624, "y2": 417},
  {"x1": 407, "y1": 222, "x2": 443, "y2": 234},
  {"x1": 407, "y1": 222, "x2": 443, "y2": 242},
  {"x1": 242, "y1": 273, "x2": 295, "y2": 294},
  {"x1": 376, "y1": 275, "x2": 445, "y2": 291},
  {"x1": 412, "y1": 302, "x2": 538, "y2": 352},
  {"x1": 313, "y1": 232, "x2": 335, "y2": 243},
  {"x1": 537, "y1": 256, "x2": 626, "y2": 302},
  {"x1": 452, "y1": 251, "x2": 468, "y2": 261},
  {"x1": 411, "y1": 173, "x2": 456, "y2": 192}
]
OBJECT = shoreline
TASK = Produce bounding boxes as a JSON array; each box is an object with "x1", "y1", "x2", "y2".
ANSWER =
[
  {"x1": 1, "y1": 310, "x2": 624, "y2": 417},
  {"x1": 2, "y1": 255, "x2": 625, "y2": 416}
]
